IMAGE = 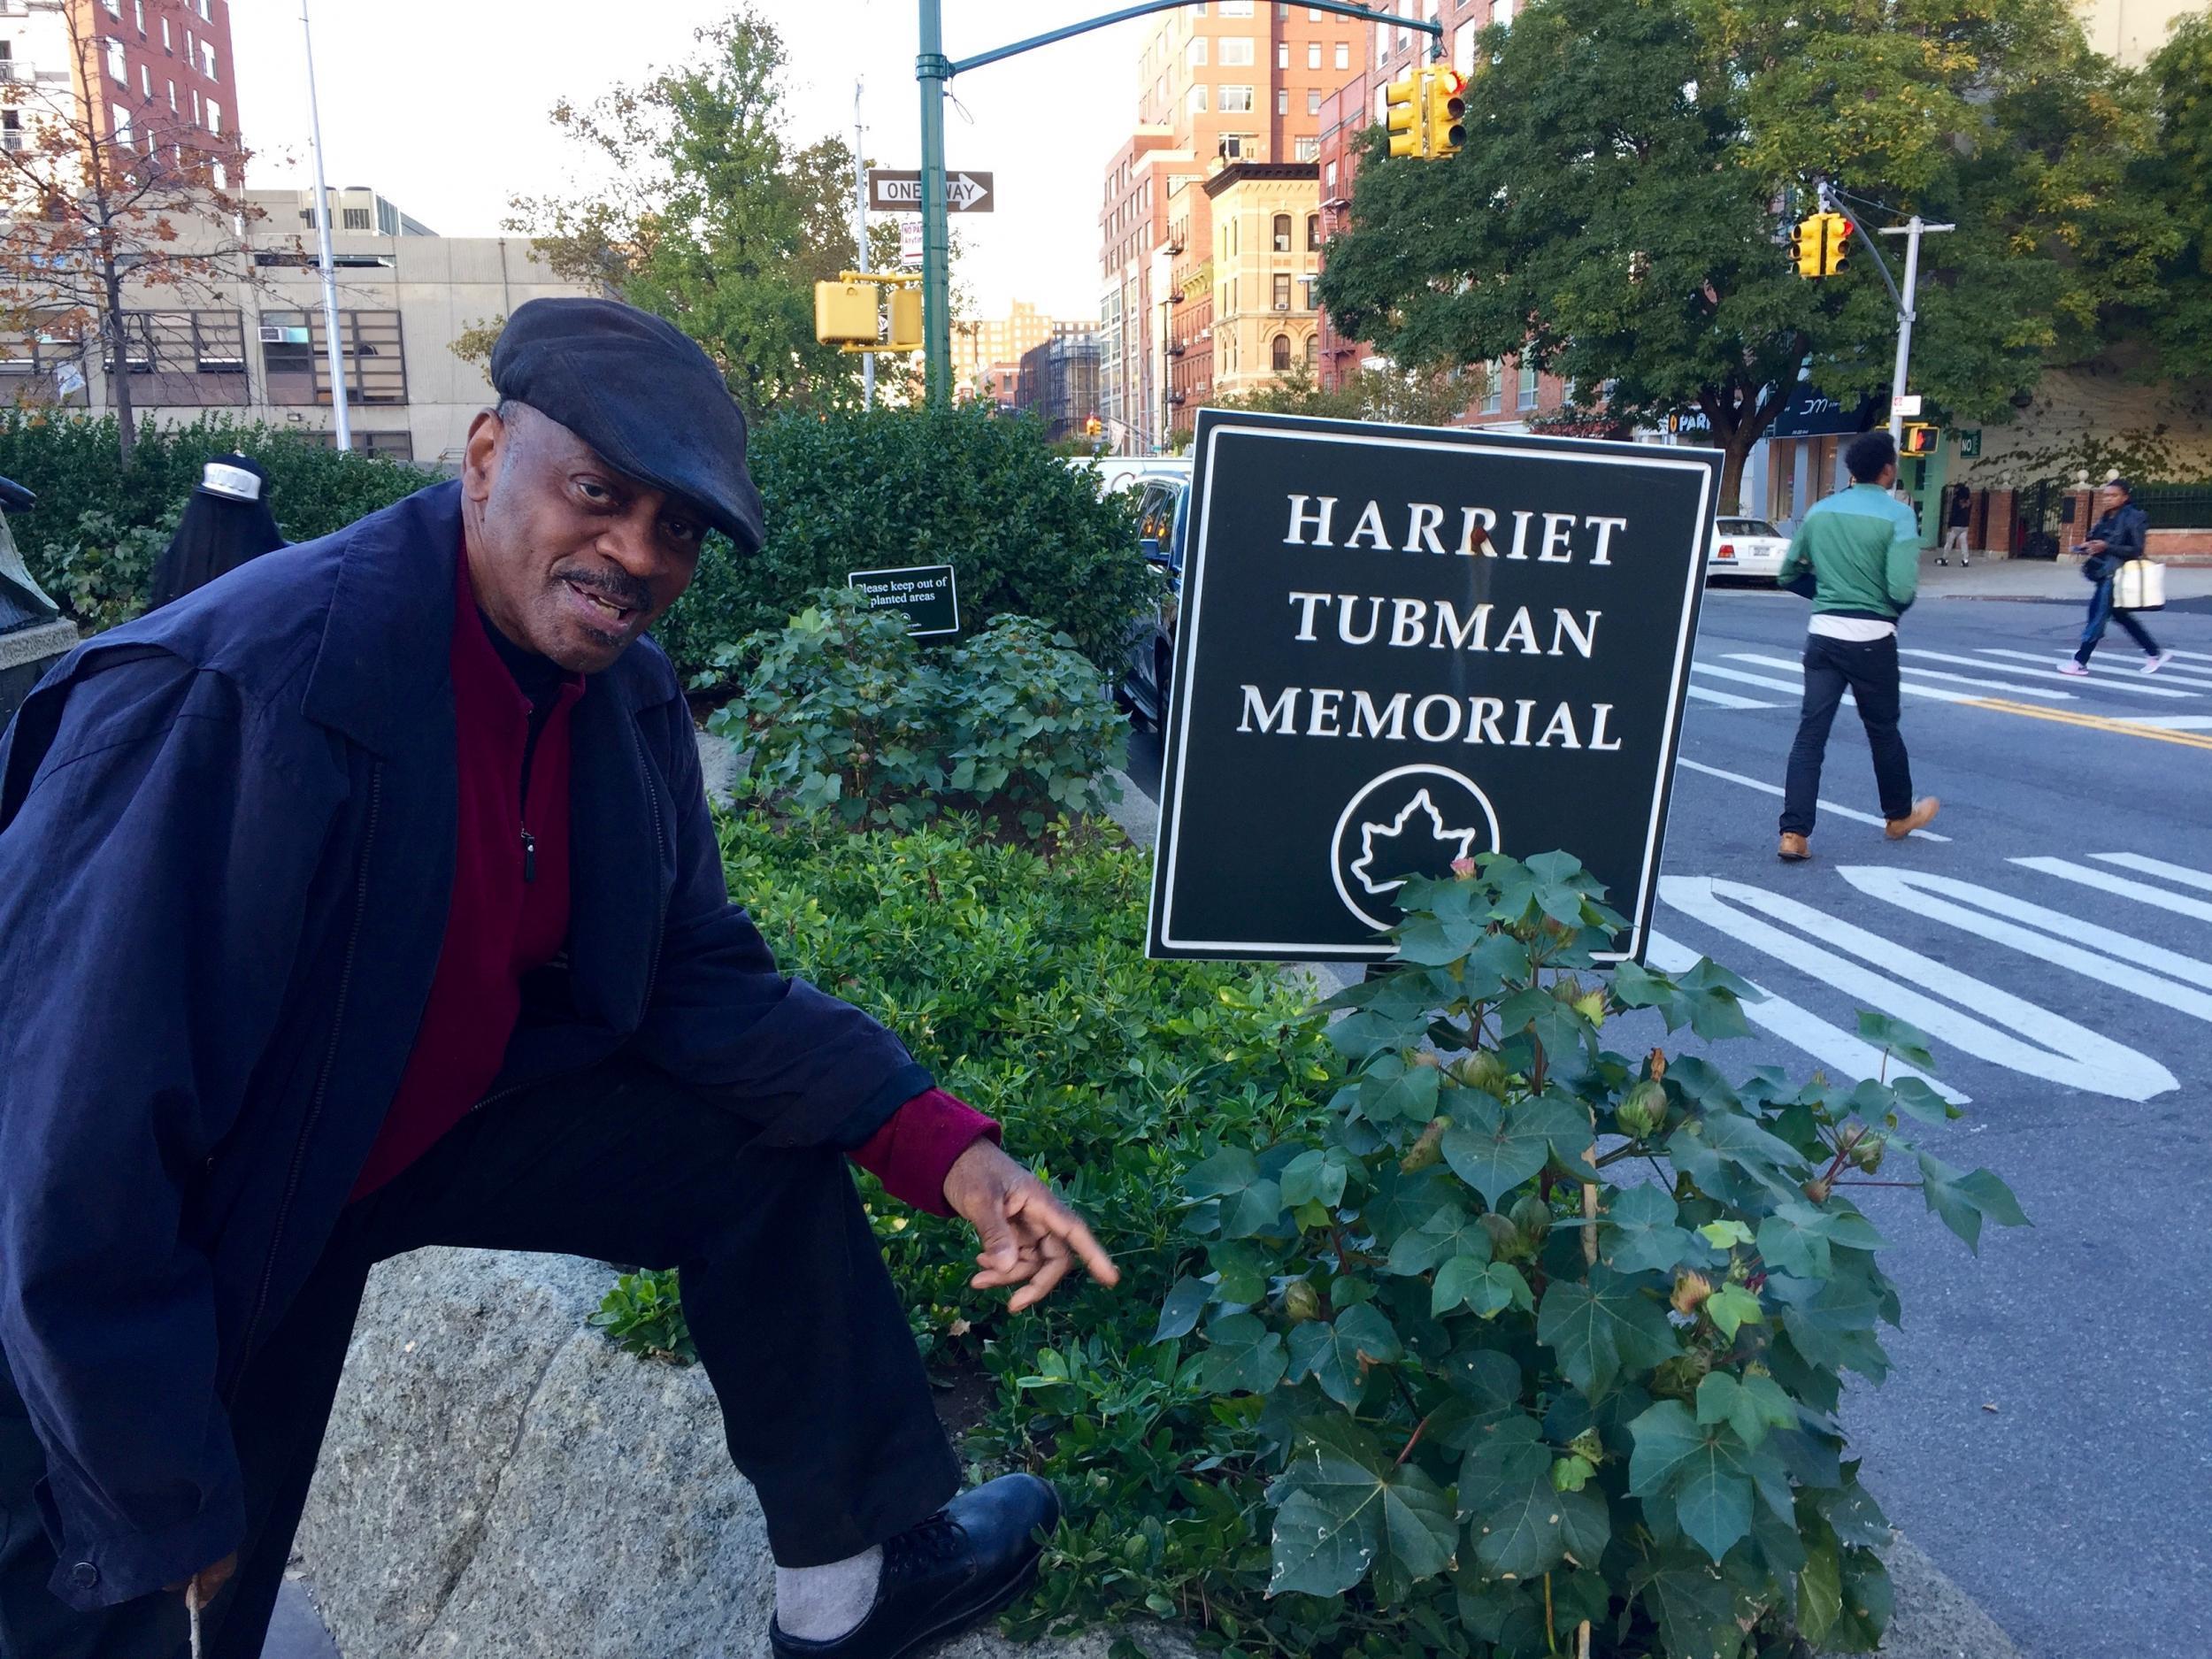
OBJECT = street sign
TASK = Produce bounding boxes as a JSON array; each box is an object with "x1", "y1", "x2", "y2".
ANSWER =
[
  {"x1": 848, "y1": 563, "x2": 960, "y2": 636},
  {"x1": 899, "y1": 216, "x2": 924, "y2": 268},
  {"x1": 1147, "y1": 411, "x2": 1719, "y2": 964},
  {"x1": 866, "y1": 169, "x2": 995, "y2": 213},
  {"x1": 1959, "y1": 428, "x2": 1982, "y2": 458},
  {"x1": 1895, "y1": 394, "x2": 1924, "y2": 418}
]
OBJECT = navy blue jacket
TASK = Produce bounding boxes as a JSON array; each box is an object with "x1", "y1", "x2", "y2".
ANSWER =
[{"x1": 0, "y1": 483, "x2": 928, "y2": 1609}]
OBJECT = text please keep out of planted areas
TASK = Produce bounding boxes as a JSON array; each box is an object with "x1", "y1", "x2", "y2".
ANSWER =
[{"x1": 1233, "y1": 492, "x2": 1633, "y2": 750}]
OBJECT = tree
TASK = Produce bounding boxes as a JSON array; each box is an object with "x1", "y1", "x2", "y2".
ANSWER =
[
  {"x1": 1319, "y1": 0, "x2": 2169, "y2": 507},
  {"x1": 1202, "y1": 358, "x2": 1485, "y2": 426},
  {"x1": 2131, "y1": 12, "x2": 2212, "y2": 380},
  {"x1": 0, "y1": 3, "x2": 257, "y2": 465},
  {"x1": 510, "y1": 8, "x2": 947, "y2": 413}
]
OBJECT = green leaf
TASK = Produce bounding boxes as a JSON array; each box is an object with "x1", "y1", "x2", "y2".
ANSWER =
[
  {"x1": 1279, "y1": 1146, "x2": 1350, "y2": 1209},
  {"x1": 1637, "y1": 1556, "x2": 1743, "y2": 1659},
  {"x1": 1363, "y1": 1054, "x2": 1444, "y2": 1125},
  {"x1": 1626, "y1": 1399, "x2": 1706, "y2": 1495},
  {"x1": 1674, "y1": 1451, "x2": 1754, "y2": 1563},
  {"x1": 1432, "y1": 1252, "x2": 1530, "y2": 1318},
  {"x1": 1194, "y1": 1312, "x2": 1286, "y2": 1395},
  {"x1": 1856, "y1": 1008, "x2": 1938, "y2": 1072},
  {"x1": 1538, "y1": 1268, "x2": 1678, "y2": 1396},
  {"x1": 1286, "y1": 1302, "x2": 1403, "y2": 1407},
  {"x1": 1442, "y1": 1343, "x2": 1524, "y2": 1409},
  {"x1": 1394, "y1": 910, "x2": 1485, "y2": 967},
  {"x1": 1916, "y1": 1151, "x2": 2031, "y2": 1253},
  {"x1": 1152, "y1": 1273, "x2": 1212, "y2": 1343},
  {"x1": 1386, "y1": 1203, "x2": 1492, "y2": 1277},
  {"x1": 1755, "y1": 1211, "x2": 1831, "y2": 1281},
  {"x1": 1628, "y1": 1401, "x2": 1762, "y2": 1562},
  {"x1": 1695, "y1": 1371, "x2": 1798, "y2": 1450},
  {"x1": 1602, "y1": 1184, "x2": 1696, "y2": 1275},
  {"x1": 1797, "y1": 1527, "x2": 1845, "y2": 1646},
  {"x1": 1704, "y1": 1283, "x2": 1765, "y2": 1341},
  {"x1": 1459, "y1": 1417, "x2": 1610, "y2": 1576},
  {"x1": 1441, "y1": 1091, "x2": 1591, "y2": 1209},
  {"x1": 1886, "y1": 1075, "x2": 1959, "y2": 1125},
  {"x1": 1208, "y1": 1240, "x2": 1273, "y2": 1305},
  {"x1": 1666, "y1": 1110, "x2": 1802, "y2": 1202},
  {"x1": 1270, "y1": 1417, "x2": 1459, "y2": 1595}
]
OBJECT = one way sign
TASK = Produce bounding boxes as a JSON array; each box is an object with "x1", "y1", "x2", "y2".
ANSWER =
[{"x1": 867, "y1": 169, "x2": 995, "y2": 213}]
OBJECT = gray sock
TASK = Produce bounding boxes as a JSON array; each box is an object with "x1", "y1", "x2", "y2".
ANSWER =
[{"x1": 775, "y1": 1545, "x2": 884, "y2": 1641}]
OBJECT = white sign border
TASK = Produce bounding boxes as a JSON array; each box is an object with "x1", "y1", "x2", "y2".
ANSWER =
[{"x1": 1148, "y1": 414, "x2": 1717, "y2": 964}]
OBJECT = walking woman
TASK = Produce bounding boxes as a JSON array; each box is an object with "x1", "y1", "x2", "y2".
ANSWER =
[
  {"x1": 2061, "y1": 478, "x2": 2172, "y2": 675},
  {"x1": 1937, "y1": 482, "x2": 1971, "y2": 566}
]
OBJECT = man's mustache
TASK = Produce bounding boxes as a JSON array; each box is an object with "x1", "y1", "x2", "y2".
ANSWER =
[{"x1": 553, "y1": 565, "x2": 654, "y2": 612}]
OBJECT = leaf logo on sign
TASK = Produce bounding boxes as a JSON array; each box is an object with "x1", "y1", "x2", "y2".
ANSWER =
[{"x1": 1349, "y1": 790, "x2": 1478, "y2": 897}]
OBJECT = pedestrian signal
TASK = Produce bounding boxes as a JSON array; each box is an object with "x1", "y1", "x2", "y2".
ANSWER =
[
  {"x1": 887, "y1": 286, "x2": 923, "y2": 352},
  {"x1": 1386, "y1": 73, "x2": 1422, "y2": 158},
  {"x1": 814, "y1": 280, "x2": 878, "y2": 346},
  {"x1": 1901, "y1": 422, "x2": 1939, "y2": 456}
]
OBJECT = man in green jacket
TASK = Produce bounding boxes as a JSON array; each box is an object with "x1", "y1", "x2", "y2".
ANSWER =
[{"x1": 1773, "y1": 431, "x2": 1941, "y2": 861}]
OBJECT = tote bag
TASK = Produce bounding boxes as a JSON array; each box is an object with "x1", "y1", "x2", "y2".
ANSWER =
[{"x1": 2113, "y1": 557, "x2": 2166, "y2": 612}]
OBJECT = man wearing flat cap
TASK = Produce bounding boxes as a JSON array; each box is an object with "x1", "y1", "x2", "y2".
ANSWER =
[{"x1": 0, "y1": 297, "x2": 1116, "y2": 1659}]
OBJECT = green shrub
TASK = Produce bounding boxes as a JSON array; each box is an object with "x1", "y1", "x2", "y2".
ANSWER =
[
  {"x1": 589, "y1": 1269, "x2": 698, "y2": 1365},
  {"x1": 1133, "y1": 853, "x2": 2025, "y2": 1658},
  {"x1": 655, "y1": 402, "x2": 1149, "y2": 676},
  {"x1": 0, "y1": 410, "x2": 433, "y2": 626},
  {"x1": 709, "y1": 587, "x2": 1126, "y2": 839},
  {"x1": 37, "y1": 511, "x2": 173, "y2": 633}
]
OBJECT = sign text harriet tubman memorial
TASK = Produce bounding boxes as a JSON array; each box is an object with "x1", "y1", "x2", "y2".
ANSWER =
[{"x1": 1147, "y1": 411, "x2": 1717, "y2": 964}]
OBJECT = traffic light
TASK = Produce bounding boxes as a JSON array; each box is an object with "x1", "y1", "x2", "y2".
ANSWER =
[
  {"x1": 1424, "y1": 67, "x2": 1466, "y2": 158},
  {"x1": 1901, "y1": 422, "x2": 1939, "y2": 456},
  {"x1": 887, "y1": 285, "x2": 923, "y2": 351},
  {"x1": 1821, "y1": 212, "x2": 1853, "y2": 277},
  {"x1": 1386, "y1": 72, "x2": 1423, "y2": 158},
  {"x1": 1083, "y1": 415, "x2": 1103, "y2": 438},
  {"x1": 814, "y1": 280, "x2": 878, "y2": 346},
  {"x1": 1789, "y1": 217, "x2": 1822, "y2": 278}
]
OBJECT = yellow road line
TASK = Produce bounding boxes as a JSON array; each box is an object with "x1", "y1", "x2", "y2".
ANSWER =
[{"x1": 1963, "y1": 697, "x2": 2212, "y2": 751}]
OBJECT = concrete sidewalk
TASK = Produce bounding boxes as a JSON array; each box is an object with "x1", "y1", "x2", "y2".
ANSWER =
[{"x1": 1911, "y1": 550, "x2": 2212, "y2": 602}]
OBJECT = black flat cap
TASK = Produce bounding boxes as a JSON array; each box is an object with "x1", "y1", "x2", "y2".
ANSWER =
[{"x1": 490, "y1": 296, "x2": 766, "y2": 554}]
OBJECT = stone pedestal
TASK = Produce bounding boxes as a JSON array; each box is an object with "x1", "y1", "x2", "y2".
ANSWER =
[{"x1": 0, "y1": 618, "x2": 79, "y2": 732}]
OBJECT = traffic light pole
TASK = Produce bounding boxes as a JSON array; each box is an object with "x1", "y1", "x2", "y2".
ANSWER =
[
  {"x1": 916, "y1": 0, "x2": 1439, "y2": 404},
  {"x1": 1873, "y1": 216, "x2": 1952, "y2": 449}
]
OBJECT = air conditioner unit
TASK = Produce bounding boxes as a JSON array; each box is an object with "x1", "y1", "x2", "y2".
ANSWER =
[
  {"x1": 1274, "y1": 302, "x2": 1290, "y2": 311},
  {"x1": 257, "y1": 325, "x2": 285, "y2": 342}
]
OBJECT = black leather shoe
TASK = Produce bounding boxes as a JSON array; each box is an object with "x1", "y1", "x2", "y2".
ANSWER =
[{"x1": 768, "y1": 1475, "x2": 1061, "y2": 1659}]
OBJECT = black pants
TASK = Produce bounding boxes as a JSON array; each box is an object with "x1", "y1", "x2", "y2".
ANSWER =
[
  {"x1": 1780, "y1": 632, "x2": 1913, "y2": 836},
  {"x1": 0, "y1": 1060, "x2": 957, "y2": 1659}
]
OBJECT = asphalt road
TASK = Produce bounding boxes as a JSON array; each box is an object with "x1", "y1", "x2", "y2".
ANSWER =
[{"x1": 1129, "y1": 567, "x2": 2212, "y2": 1659}]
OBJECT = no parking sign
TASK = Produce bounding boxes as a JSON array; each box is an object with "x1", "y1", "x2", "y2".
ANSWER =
[{"x1": 1145, "y1": 411, "x2": 1718, "y2": 964}]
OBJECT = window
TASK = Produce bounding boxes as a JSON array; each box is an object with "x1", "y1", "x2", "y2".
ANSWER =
[
  {"x1": 1455, "y1": 19, "x2": 1478, "y2": 73},
  {"x1": 1301, "y1": 274, "x2": 1317, "y2": 308},
  {"x1": 1308, "y1": 88, "x2": 1322, "y2": 114},
  {"x1": 104, "y1": 310, "x2": 248, "y2": 404},
  {"x1": 1294, "y1": 134, "x2": 1319, "y2": 160},
  {"x1": 1518, "y1": 360, "x2": 1538, "y2": 409},
  {"x1": 140, "y1": 64, "x2": 150, "y2": 97},
  {"x1": 1310, "y1": 6, "x2": 1325, "y2": 17},
  {"x1": 1305, "y1": 333, "x2": 1318, "y2": 364},
  {"x1": 1308, "y1": 41, "x2": 1321, "y2": 67},
  {"x1": 1273, "y1": 273, "x2": 1292, "y2": 309},
  {"x1": 342, "y1": 207, "x2": 371, "y2": 230},
  {"x1": 197, "y1": 0, "x2": 211, "y2": 19},
  {"x1": 1277, "y1": 87, "x2": 1288, "y2": 114},
  {"x1": 106, "y1": 37, "x2": 127, "y2": 81},
  {"x1": 1187, "y1": 83, "x2": 1208, "y2": 112},
  {"x1": 101, "y1": 0, "x2": 119, "y2": 14},
  {"x1": 205, "y1": 98, "x2": 219, "y2": 134},
  {"x1": 1493, "y1": 0, "x2": 1515, "y2": 24},
  {"x1": 1277, "y1": 42, "x2": 1289, "y2": 69},
  {"x1": 109, "y1": 103, "x2": 130, "y2": 146},
  {"x1": 201, "y1": 41, "x2": 218, "y2": 80},
  {"x1": 1218, "y1": 37, "x2": 1253, "y2": 65},
  {"x1": 1325, "y1": 158, "x2": 1339, "y2": 192},
  {"x1": 1219, "y1": 0, "x2": 1253, "y2": 12},
  {"x1": 1272, "y1": 213, "x2": 1292, "y2": 251},
  {"x1": 134, "y1": 0, "x2": 143, "y2": 31},
  {"x1": 1272, "y1": 333, "x2": 1292, "y2": 371},
  {"x1": 162, "y1": 17, "x2": 170, "y2": 50},
  {"x1": 1219, "y1": 84, "x2": 1255, "y2": 112},
  {"x1": 1481, "y1": 361, "x2": 1502, "y2": 414},
  {"x1": 260, "y1": 309, "x2": 407, "y2": 406},
  {"x1": 1335, "y1": 40, "x2": 1351, "y2": 68},
  {"x1": 1306, "y1": 211, "x2": 1321, "y2": 250},
  {"x1": 1373, "y1": 83, "x2": 1389, "y2": 123},
  {"x1": 1187, "y1": 35, "x2": 1207, "y2": 65}
]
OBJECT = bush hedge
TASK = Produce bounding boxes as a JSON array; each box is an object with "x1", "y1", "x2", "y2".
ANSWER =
[{"x1": 657, "y1": 402, "x2": 1150, "y2": 676}]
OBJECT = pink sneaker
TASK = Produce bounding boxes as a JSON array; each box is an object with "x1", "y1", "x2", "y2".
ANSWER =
[
  {"x1": 2143, "y1": 652, "x2": 2174, "y2": 674},
  {"x1": 2057, "y1": 660, "x2": 2089, "y2": 676}
]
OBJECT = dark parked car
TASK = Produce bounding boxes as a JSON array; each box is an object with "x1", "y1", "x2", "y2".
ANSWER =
[{"x1": 1118, "y1": 475, "x2": 1190, "y2": 730}]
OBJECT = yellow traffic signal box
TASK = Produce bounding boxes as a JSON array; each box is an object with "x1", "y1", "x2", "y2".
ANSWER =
[
  {"x1": 1789, "y1": 218, "x2": 1821, "y2": 278},
  {"x1": 1821, "y1": 212, "x2": 1853, "y2": 277},
  {"x1": 814, "y1": 280, "x2": 879, "y2": 347},
  {"x1": 887, "y1": 287, "x2": 923, "y2": 352},
  {"x1": 1901, "y1": 422, "x2": 1939, "y2": 456},
  {"x1": 1425, "y1": 68, "x2": 1467, "y2": 157},
  {"x1": 1386, "y1": 73, "x2": 1423, "y2": 158}
]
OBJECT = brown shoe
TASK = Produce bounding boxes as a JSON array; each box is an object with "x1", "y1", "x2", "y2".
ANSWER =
[
  {"x1": 1778, "y1": 833, "x2": 1811, "y2": 862},
  {"x1": 1885, "y1": 797, "x2": 1940, "y2": 840}
]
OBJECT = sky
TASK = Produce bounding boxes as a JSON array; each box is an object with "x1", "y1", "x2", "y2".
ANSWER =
[{"x1": 231, "y1": 1, "x2": 1151, "y2": 323}]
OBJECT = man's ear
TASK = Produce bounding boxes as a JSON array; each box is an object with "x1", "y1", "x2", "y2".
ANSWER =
[{"x1": 461, "y1": 407, "x2": 505, "y2": 503}]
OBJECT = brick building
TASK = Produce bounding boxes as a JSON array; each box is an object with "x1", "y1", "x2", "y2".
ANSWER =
[{"x1": 4, "y1": 0, "x2": 243, "y2": 182}]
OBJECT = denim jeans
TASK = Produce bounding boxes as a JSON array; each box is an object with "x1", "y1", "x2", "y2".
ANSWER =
[
  {"x1": 2077, "y1": 559, "x2": 2160, "y2": 664},
  {"x1": 1781, "y1": 633, "x2": 1913, "y2": 836},
  {"x1": 0, "y1": 1059, "x2": 958, "y2": 1659}
]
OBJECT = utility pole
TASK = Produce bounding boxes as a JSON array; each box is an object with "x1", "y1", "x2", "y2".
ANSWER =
[
  {"x1": 1876, "y1": 216, "x2": 1953, "y2": 450},
  {"x1": 300, "y1": 0, "x2": 350, "y2": 451},
  {"x1": 854, "y1": 78, "x2": 873, "y2": 411}
]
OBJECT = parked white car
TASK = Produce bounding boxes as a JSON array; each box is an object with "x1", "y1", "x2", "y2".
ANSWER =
[{"x1": 1706, "y1": 516, "x2": 1793, "y2": 581}]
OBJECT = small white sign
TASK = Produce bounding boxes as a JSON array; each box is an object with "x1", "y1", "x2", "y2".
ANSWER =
[
  {"x1": 1895, "y1": 394, "x2": 1924, "y2": 417},
  {"x1": 899, "y1": 216, "x2": 924, "y2": 268}
]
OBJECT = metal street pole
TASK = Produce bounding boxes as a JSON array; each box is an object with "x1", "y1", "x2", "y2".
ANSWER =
[
  {"x1": 918, "y1": 0, "x2": 951, "y2": 403},
  {"x1": 300, "y1": 0, "x2": 350, "y2": 451},
  {"x1": 1878, "y1": 215, "x2": 1953, "y2": 450},
  {"x1": 854, "y1": 78, "x2": 874, "y2": 411}
]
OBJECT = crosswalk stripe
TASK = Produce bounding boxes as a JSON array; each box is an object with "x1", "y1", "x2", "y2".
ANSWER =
[
  {"x1": 2119, "y1": 716, "x2": 2212, "y2": 730},
  {"x1": 1951, "y1": 648, "x2": 2200, "y2": 699},
  {"x1": 1685, "y1": 683, "x2": 1780, "y2": 710},
  {"x1": 1659, "y1": 875, "x2": 2177, "y2": 1100},
  {"x1": 2011, "y1": 856, "x2": 2212, "y2": 924},
  {"x1": 1693, "y1": 662, "x2": 1816, "y2": 698},
  {"x1": 1724, "y1": 652, "x2": 1976, "y2": 703},
  {"x1": 1839, "y1": 867, "x2": 2212, "y2": 1018},
  {"x1": 1975, "y1": 646, "x2": 2212, "y2": 690},
  {"x1": 1892, "y1": 661, "x2": 2075, "y2": 700},
  {"x1": 1962, "y1": 699, "x2": 2212, "y2": 751},
  {"x1": 2093, "y1": 852, "x2": 2212, "y2": 894},
  {"x1": 1674, "y1": 757, "x2": 1950, "y2": 840},
  {"x1": 1645, "y1": 928, "x2": 1969, "y2": 1102},
  {"x1": 2167, "y1": 649, "x2": 2212, "y2": 664}
]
